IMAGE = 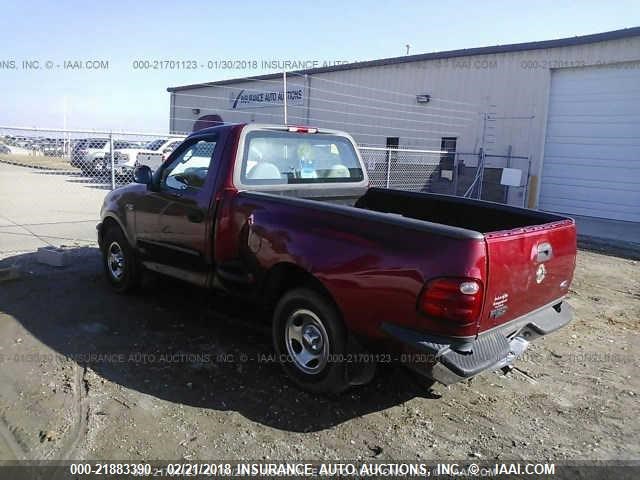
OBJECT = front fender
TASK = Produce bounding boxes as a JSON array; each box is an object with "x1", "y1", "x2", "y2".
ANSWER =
[
  {"x1": 98, "y1": 213, "x2": 133, "y2": 248},
  {"x1": 99, "y1": 186, "x2": 144, "y2": 248}
]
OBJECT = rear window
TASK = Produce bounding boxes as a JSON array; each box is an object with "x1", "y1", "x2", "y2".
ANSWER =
[{"x1": 240, "y1": 131, "x2": 363, "y2": 185}]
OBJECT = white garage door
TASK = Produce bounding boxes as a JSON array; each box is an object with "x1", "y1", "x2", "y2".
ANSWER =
[{"x1": 539, "y1": 64, "x2": 640, "y2": 222}]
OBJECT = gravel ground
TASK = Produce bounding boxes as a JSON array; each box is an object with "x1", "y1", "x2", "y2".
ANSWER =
[{"x1": 0, "y1": 247, "x2": 638, "y2": 462}]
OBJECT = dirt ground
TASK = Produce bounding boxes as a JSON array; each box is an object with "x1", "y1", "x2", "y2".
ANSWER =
[{"x1": 0, "y1": 247, "x2": 637, "y2": 462}]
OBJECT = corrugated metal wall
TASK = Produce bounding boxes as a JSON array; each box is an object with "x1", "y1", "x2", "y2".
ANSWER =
[{"x1": 170, "y1": 35, "x2": 640, "y2": 207}]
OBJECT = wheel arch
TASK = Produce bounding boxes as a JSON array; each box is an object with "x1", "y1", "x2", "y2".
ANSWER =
[
  {"x1": 99, "y1": 213, "x2": 132, "y2": 249},
  {"x1": 261, "y1": 262, "x2": 341, "y2": 318},
  {"x1": 265, "y1": 262, "x2": 376, "y2": 390}
]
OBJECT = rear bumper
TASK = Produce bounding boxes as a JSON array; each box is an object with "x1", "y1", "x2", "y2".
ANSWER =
[{"x1": 382, "y1": 300, "x2": 573, "y2": 385}]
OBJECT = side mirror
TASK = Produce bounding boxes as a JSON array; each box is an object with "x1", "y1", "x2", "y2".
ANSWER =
[{"x1": 133, "y1": 165, "x2": 152, "y2": 185}]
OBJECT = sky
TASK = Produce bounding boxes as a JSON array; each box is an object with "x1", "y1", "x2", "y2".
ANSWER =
[{"x1": 0, "y1": 0, "x2": 638, "y2": 132}]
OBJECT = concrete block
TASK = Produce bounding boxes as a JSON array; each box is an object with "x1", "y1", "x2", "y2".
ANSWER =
[{"x1": 36, "y1": 246, "x2": 70, "y2": 267}]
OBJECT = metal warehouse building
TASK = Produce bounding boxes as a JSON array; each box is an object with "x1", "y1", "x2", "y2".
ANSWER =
[{"x1": 167, "y1": 27, "x2": 640, "y2": 225}]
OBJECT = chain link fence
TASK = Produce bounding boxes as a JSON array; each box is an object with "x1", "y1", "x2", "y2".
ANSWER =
[
  {"x1": 360, "y1": 147, "x2": 443, "y2": 191},
  {"x1": 360, "y1": 146, "x2": 530, "y2": 205},
  {"x1": 0, "y1": 127, "x2": 187, "y2": 256},
  {"x1": 0, "y1": 126, "x2": 530, "y2": 255},
  {"x1": 0, "y1": 126, "x2": 187, "y2": 189}
]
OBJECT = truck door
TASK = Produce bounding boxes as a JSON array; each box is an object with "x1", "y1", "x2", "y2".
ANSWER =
[{"x1": 134, "y1": 135, "x2": 219, "y2": 284}]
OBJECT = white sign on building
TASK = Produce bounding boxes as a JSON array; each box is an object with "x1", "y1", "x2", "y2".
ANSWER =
[{"x1": 229, "y1": 87, "x2": 305, "y2": 109}]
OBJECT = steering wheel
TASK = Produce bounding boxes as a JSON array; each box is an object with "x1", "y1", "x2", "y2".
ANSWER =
[{"x1": 172, "y1": 173, "x2": 190, "y2": 187}]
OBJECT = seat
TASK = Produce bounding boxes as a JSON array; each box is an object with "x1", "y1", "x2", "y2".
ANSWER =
[
  {"x1": 326, "y1": 164, "x2": 350, "y2": 178},
  {"x1": 247, "y1": 161, "x2": 281, "y2": 180}
]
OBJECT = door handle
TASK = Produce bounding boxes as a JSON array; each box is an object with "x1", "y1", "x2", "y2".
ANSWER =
[
  {"x1": 187, "y1": 211, "x2": 204, "y2": 223},
  {"x1": 536, "y1": 242, "x2": 553, "y2": 262}
]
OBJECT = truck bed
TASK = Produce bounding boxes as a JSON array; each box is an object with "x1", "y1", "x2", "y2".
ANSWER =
[
  {"x1": 353, "y1": 188, "x2": 576, "y2": 335},
  {"x1": 240, "y1": 185, "x2": 576, "y2": 339},
  {"x1": 354, "y1": 188, "x2": 570, "y2": 234},
  {"x1": 258, "y1": 187, "x2": 576, "y2": 337}
]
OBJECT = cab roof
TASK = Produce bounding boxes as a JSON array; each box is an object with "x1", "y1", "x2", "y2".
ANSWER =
[{"x1": 188, "y1": 123, "x2": 348, "y2": 138}]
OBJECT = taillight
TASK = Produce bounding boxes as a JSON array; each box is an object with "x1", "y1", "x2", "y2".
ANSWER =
[{"x1": 419, "y1": 277, "x2": 484, "y2": 326}]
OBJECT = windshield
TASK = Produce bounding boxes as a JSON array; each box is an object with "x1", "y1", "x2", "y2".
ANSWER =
[
  {"x1": 241, "y1": 131, "x2": 363, "y2": 185},
  {"x1": 145, "y1": 139, "x2": 167, "y2": 151}
]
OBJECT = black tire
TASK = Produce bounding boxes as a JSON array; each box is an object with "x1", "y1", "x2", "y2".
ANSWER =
[
  {"x1": 102, "y1": 225, "x2": 139, "y2": 293},
  {"x1": 272, "y1": 288, "x2": 349, "y2": 395}
]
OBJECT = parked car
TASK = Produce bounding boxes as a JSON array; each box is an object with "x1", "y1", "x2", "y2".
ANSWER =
[
  {"x1": 41, "y1": 139, "x2": 65, "y2": 157},
  {"x1": 135, "y1": 138, "x2": 184, "y2": 172},
  {"x1": 72, "y1": 139, "x2": 134, "y2": 174},
  {"x1": 13, "y1": 137, "x2": 31, "y2": 148},
  {"x1": 110, "y1": 144, "x2": 152, "y2": 178},
  {"x1": 71, "y1": 138, "x2": 109, "y2": 172},
  {"x1": 104, "y1": 138, "x2": 183, "y2": 179},
  {"x1": 97, "y1": 123, "x2": 576, "y2": 394},
  {"x1": 0, "y1": 142, "x2": 36, "y2": 156}
]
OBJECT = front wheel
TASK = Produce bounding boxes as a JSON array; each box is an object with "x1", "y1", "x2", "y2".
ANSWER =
[
  {"x1": 102, "y1": 225, "x2": 139, "y2": 293},
  {"x1": 272, "y1": 288, "x2": 350, "y2": 395}
]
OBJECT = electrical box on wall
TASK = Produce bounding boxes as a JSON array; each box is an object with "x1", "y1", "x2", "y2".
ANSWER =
[{"x1": 500, "y1": 168, "x2": 523, "y2": 187}]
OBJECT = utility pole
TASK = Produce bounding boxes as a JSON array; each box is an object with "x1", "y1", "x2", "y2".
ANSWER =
[
  {"x1": 63, "y1": 95, "x2": 67, "y2": 157},
  {"x1": 109, "y1": 133, "x2": 115, "y2": 190},
  {"x1": 283, "y1": 71, "x2": 288, "y2": 125},
  {"x1": 478, "y1": 112, "x2": 488, "y2": 199}
]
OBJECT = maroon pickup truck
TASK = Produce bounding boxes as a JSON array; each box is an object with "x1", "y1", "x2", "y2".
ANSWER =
[{"x1": 97, "y1": 123, "x2": 576, "y2": 394}]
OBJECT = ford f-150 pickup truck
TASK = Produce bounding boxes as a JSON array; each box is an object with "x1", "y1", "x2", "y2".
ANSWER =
[{"x1": 97, "y1": 123, "x2": 576, "y2": 394}]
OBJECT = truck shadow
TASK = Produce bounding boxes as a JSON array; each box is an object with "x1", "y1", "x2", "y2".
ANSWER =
[{"x1": 0, "y1": 248, "x2": 436, "y2": 433}]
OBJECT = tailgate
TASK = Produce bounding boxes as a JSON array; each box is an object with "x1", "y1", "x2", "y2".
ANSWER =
[{"x1": 480, "y1": 219, "x2": 576, "y2": 332}]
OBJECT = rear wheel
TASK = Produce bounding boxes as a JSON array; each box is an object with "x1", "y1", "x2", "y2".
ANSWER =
[
  {"x1": 273, "y1": 288, "x2": 349, "y2": 395},
  {"x1": 102, "y1": 225, "x2": 139, "y2": 293}
]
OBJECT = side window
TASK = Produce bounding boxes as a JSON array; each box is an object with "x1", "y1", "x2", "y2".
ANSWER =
[{"x1": 161, "y1": 139, "x2": 216, "y2": 192}]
